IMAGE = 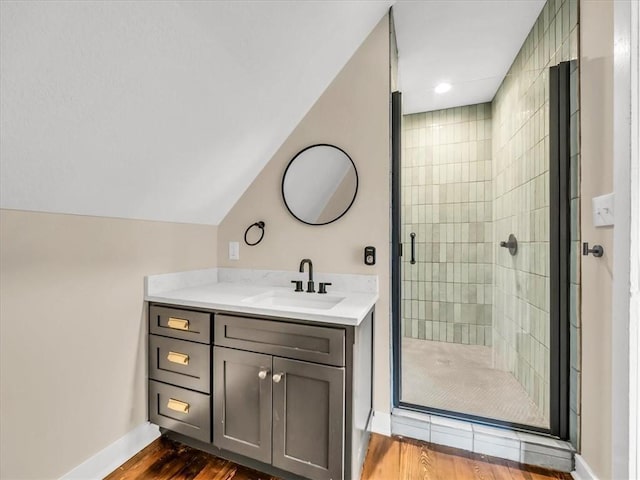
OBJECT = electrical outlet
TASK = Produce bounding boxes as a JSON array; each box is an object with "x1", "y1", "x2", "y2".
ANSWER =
[
  {"x1": 592, "y1": 193, "x2": 615, "y2": 227},
  {"x1": 228, "y1": 241, "x2": 239, "y2": 260}
]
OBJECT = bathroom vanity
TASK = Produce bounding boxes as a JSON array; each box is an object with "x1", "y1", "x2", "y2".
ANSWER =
[{"x1": 145, "y1": 269, "x2": 377, "y2": 480}]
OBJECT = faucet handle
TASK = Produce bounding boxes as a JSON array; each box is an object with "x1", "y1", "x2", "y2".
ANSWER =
[
  {"x1": 318, "y1": 282, "x2": 332, "y2": 294},
  {"x1": 290, "y1": 280, "x2": 303, "y2": 292}
]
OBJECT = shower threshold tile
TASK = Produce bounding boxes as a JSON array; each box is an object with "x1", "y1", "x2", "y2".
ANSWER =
[
  {"x1": 473, "y1": 423, "x2": 520, "y2": 440},
  {"x1": 392, "y1": 420, "x2": 431, "y2": 443},
  {"x1": 430, "y1": 415, "x2": 472, "y2": 431},
  {"x1": 474, "y1": 438, "x2": 521, "y2": 462},
  {"x1": 430, "y1": 430, "x2": 473, "y2": 451}
]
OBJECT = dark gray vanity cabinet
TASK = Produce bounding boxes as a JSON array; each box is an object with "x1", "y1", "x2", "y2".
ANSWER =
[
  {"x1": 148, "y1": 305, "x2": 212, "y2": 443},
  {"x1": 213, "y1": 314, "x2": 346, "y2": 480},
  {"x1": 213, "y1": 347, "x2": 345, "y2": 480},
  {"x1": 148, "y1": 303, "x2": 374, "y2": 480}
]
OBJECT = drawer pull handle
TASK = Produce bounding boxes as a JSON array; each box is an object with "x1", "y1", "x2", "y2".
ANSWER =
[
  {"x1": 167, "y1": 317, "x2": 189, "y2": 331},
  {"x1": 272, "y1": 372, "x2": 285, "y2": 383},
  {"x1": 258, "y1": 369, "x2": 269, "y2": 380},
  {"x1": 167, "y1": 351, "x2": 189, "y2": 365},
  {"x1": 167, "y1": 398, "x2": 189, "y2": 413}
]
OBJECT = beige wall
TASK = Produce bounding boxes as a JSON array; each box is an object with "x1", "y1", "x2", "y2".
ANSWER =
[
  {"x1": 579, "y1": 0, "x2": 614, "y2": 478},
  {"x1": 217, "y1": 17, "x2": 391, "y2": 413},
  {"x1": 0, "y1": 209, "x2": 217, "y2": 479}
]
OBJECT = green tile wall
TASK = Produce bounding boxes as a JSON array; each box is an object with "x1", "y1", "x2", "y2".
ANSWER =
[
  {"x1": 491, "y1": 0, "x2": 578, "y2": 425},
  {"x1": 402, "y1": 104, "x2": 493, "y2": 346}
]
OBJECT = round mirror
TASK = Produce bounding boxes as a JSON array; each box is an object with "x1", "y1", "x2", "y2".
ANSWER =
[{"x1": 282, "y1": 144, "x2": 358, "y2": 225}]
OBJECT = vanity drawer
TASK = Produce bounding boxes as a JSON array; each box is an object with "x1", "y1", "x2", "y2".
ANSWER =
[
  {"x1": 149, "y1": 380, "x2": 211, "y2": 443},
  {"x1": 149, "y1": 335, "x2": 211, "y2": 393},
  {"x1": 214, "y1": 314, "x2": 345, "y2": 367},
  {"x1": 149, "y1": 305, "x2": 211, "y2": 344}
]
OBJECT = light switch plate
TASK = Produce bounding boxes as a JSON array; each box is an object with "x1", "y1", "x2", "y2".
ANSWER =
[
  {"x1": 228, "y1": 241, "x2": 239, "y2": 260},
  {"x1": 592, "y1": 193, "x2": 615, "y2": 227}
]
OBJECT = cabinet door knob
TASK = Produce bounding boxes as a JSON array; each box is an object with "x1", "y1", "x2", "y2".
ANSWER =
[
  {"x1": 258, "y1": 369, "x2": 270, "y2": 380},
  {"x1": 272, "y1": 372, "x2": 285, "y2": 383}
]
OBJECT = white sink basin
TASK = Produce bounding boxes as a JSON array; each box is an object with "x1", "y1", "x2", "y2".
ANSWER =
[{"x1": 242, "y1": 290, "x2": 345, "y2": 310}]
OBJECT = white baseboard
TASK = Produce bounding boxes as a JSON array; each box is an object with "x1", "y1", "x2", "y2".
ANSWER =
[
  {"x1": 60, "y1": 422, "x2": 160, "y2": 480},
  {"x1": 572, "y1": 454, "x2": 600, "y2": 480},
  {"x1": 369, "y1": 410, "x2": 391, "y2": 436}
]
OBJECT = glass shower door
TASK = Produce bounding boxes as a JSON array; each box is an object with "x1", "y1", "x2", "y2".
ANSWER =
[
  {"x1": 397, "y1": 102, "x2": 553, "y2": 429},
  {"x1": 392, "y1": 62, "x2": 575, "y2": 436}
]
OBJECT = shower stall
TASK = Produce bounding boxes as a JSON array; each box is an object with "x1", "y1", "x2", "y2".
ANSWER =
[
  {"x1": 392, "y1": 0, "x2": 579, "y2": 436},
  {"x1": 398, "y1": 101, "x2": 552, "y2": 429}
]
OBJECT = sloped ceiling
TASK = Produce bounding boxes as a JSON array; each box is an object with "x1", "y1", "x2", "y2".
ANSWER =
[
  {"x1": 0, "y1": 1, "x2": 391, "y2": 225},
  {"x1": 394, "y1": 0, "x2": 545, "y2": 114}
]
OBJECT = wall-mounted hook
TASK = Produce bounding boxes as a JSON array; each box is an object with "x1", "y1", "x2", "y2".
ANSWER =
[{"x1": 582, "y1": 242, "x2": 604, "y2": 257}]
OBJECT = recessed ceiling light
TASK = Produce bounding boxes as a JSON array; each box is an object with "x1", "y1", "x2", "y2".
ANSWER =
[{"x1": 434, "y1": 82, "x2": 452, "y2": 94}]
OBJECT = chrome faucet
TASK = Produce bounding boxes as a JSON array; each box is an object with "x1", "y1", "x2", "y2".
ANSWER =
[{"x1": 299, "y1": 259, "x2": 315, "y2": 293}]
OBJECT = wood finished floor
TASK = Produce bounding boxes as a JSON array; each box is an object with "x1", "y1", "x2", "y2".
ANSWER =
[{"x1": 104, "y1": 433, "x2": 572, "y2": 480}]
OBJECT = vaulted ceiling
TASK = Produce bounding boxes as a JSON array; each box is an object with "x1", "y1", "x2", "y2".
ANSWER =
[
  {"x1": 1, "y1": 1, "x2": 549, "y2": 225},
  {"x1": 0, "y1": 1, "x2": 391, "y2": 225}
]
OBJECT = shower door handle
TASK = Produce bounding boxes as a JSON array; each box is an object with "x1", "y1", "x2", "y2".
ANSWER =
[{"x1": 410, "y1": 232, "x2": 416, "y2": 264}]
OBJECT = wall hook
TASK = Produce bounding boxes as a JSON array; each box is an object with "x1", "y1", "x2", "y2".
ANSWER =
[
  {"x1": 582, "y1": 242, "x2": 604, "y2": 257},
  {"x1": 244, "y1": 221, "x2": 265, "y2": 246}
]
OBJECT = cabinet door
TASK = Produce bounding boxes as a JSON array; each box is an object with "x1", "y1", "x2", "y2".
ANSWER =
[
  {"x1": 272, "y1": 357, "x2": 345, "y2": 480},
  {"x1": 213, "y1": 347, "x2": 272, "y2": 464}
]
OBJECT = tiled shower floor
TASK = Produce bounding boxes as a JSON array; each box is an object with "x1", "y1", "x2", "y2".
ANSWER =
[{"x1": 401, "y1": 338, "x2": 548, "y2": 428}]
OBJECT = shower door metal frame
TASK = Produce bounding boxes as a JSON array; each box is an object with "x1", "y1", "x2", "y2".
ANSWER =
[
  {"x1": 391, "y1": 61, "x2": 571, "y2": 438},
  {"x1": 548, "y1": 61, "x2": 571, "y2": 440},
  {"x1": 391, "y1": 90, "x2": 403, "y2": 419}
]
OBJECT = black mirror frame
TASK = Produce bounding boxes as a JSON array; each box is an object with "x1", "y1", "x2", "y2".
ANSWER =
[{"x1": 281, "y1": 143, "x2": 359, "y2": 226}]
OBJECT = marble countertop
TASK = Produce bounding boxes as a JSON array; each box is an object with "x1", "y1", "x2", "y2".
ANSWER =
[{"x1": 144, "y1": 268, "x2": 378, "y2": 326}]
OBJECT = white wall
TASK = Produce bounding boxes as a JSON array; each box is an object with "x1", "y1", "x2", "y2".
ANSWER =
[
  {"x1": 611, "y1": 0, "x2": 638, "y2": 478},
  {"x1": 628, "y1": 3, "x2": 640, "y2": 477}
]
